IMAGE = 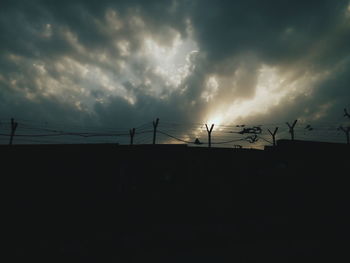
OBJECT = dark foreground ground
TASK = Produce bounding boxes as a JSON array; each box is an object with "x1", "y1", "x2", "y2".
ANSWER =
[{"x1": 4, "y1": 140, "x2": 350, "y2": 262}]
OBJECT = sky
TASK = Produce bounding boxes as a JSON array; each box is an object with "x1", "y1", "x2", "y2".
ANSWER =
[{"x1": 0, "y1": 0, "x2": 349, "y2": 145}]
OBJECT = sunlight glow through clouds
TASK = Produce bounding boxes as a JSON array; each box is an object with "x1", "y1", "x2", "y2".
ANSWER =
[
  {"x1": 202, "y1": 76, "x2": 219, "y2": 102},
  {"x1": 0, "y1": 0, "x2": 349, "y2": 147},
  {"x1": 142, "y1": 33, "x2": 198, "y2": 88},
  {"x1": 12, "y1": 12, "x2": 199, "y2": 110},
  {"x1": 2, "y1": 8, "x2": 201, "y2": 115},
  {"x1": 205, "y1": 65, "x2": 329, "y2": 126},
  {"x1": 206, "y1": 113, "x2": 226, "y2": 129},
  {"x1": 116, "y1": 40, "x2": 131, "y2": 57}
]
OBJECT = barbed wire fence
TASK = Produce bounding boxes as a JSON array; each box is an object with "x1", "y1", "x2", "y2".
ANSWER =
[{"x1": 0, "y1": 108, "x2": 349, "y2": 148}]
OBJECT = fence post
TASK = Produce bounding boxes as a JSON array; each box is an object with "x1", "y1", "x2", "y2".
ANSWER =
[
  {"x1": 9, "y1": 118, "x2": 18, "y2": 145},
  {"x1": 286, "y1": 119, "x2": 298, "y2": 141},
  {"x1": 129, "y1": 128, "x2": 136, "y2": 145},
  {"x1": 339, "y1": 126, "x2": 350, "y2": 144},
  {"x1": 205, "y1": 124, "x2": 214, "y2": 148},
  {"x1": 152, "y1": 118, "x2": 159, "y2": 145},
  {"x1": 267, "y1": 127, "x2": 279, "y2": 146}
]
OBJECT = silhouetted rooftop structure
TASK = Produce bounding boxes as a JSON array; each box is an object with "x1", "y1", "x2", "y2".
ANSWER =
[{"x1": 265, "y1": 139, "x2": 349, "y2": 153}]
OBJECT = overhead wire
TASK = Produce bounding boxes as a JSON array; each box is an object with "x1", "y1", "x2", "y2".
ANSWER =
[
  {"x1": 157, "y1": 130, "x2": 194, "y2": 144},
  {"x1": 1, "y1": 116, "x2": 349, "y2": 146}
]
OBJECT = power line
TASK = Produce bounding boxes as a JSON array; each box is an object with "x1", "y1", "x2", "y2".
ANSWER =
[
  {"x1": 1, "y1": 116, "x2": 349, "y2": 146},
  {"x1": 157, "y1": 130, "x2": 194, "y2": 144},
  {"x1": 211, "y1": 138, "x2": 244, "y2": 145}
]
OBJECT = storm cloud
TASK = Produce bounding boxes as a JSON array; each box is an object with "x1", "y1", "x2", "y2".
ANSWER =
[{"x1": 0, "y1": 0, "x2": 349, "y2": 144}]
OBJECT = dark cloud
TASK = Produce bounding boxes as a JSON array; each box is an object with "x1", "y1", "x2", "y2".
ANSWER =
[
  {"x1": 0, "y1": 0, "x2": 349, "y2": 145},
  {"x1": 191, "y1": 0, "x2": 348, "y2": 63}
]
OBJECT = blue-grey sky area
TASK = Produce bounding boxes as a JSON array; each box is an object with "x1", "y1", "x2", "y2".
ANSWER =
[{"x1": 0, "y1": 0, "x2": 349, "y2": 146}]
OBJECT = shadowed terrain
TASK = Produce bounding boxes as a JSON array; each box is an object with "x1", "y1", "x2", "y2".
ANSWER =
[{"x1": 5, "y1": 141, "x2": 349, "y2": 262}]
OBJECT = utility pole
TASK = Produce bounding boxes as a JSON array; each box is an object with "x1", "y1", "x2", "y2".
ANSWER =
[
  {"x1": 129, "y1": 128, "x2": 136, "y2": 145},
  {"x1": 286, "y1": 119, "x2": 298, "y2": 141},
  {"x1": 9, "y1": 118, "x2": 18, "y2": 145},
  {"x1": 339, "y1": 126, "x2": 350, "y2": 145},
  {"x1": 152, "y1": 118, "x2": 159, "y2": 145},
  {"x1": 267, "y1": 127, "x2": 279, "y2": 146},
  {"x1": 205, "y1": 124, "x2": 214, "y2": 148}
]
